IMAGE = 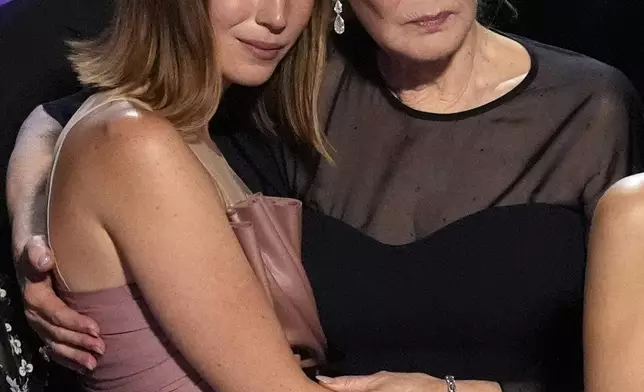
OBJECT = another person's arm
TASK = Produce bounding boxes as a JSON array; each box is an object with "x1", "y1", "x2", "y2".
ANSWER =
[
  {"x1": 8, "y1": 106, "x2": 63, "y2": 256},
  {"x1": 316, "y1": 371, "x2": 501, "y2": 392},
  {"x1": 584, "y1": 174, "x2": 644, "y2": 391},
  {"x1": 581, "y1": 69, "x2": 644, "y2": 392},
  {"x1": 53, "y1": 110, "x2": 323, "y2": 392},
  {"x1": 6, "y1": 106, "x2": 104, "y2": 370}
]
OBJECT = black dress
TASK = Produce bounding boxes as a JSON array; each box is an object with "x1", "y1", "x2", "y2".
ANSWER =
[{"x1": 219, "y1": 35, "x2": 644, "y2": 391}]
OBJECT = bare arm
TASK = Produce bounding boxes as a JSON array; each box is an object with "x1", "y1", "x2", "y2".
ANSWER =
[
  {"x1": 58, "y1": 112, "x2": 324, "y2": 392},
  {"x1": 584, "y1": 173, "x2": 644, "y2": 391},
  {"x1": 6, "y1": 105, "x2": 104, "y2": 370},
  {"x1": 7, "y1": 106, "x2": 61, "y2": 258}
]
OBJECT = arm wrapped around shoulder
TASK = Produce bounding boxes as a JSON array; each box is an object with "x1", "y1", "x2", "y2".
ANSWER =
[{"x1": 7, "y1": 105, "x2": 63, "y2": 259}]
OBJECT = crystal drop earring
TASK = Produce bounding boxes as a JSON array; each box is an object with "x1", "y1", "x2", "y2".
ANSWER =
[{"x1": 333, "y1": 0, "x2": 345, "y2": 34}]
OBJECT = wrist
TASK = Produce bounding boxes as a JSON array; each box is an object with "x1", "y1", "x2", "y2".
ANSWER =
[
  {"x1": 11, "y1": 222, "x2": 35, "y2": 262},
  {"x1": 11, "y1": 230, "x2": 29, "y2": 263}
]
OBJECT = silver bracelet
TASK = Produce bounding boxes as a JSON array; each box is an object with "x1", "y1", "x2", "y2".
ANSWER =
[{"x1": 445, "y1": 375, "x2": 457, "y2": 392}]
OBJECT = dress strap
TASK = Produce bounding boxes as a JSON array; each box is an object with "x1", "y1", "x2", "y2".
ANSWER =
[{"x1": 187, "y1": 140, "x2": 252, "y2": 207}]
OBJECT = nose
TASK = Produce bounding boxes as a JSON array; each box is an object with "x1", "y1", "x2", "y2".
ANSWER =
[{"x1": 256, "y1": 0, "x2": 287, "y2": 34}]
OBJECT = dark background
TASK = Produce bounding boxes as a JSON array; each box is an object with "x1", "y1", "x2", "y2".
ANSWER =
[{"x1": 498, "y1": 0, "x2": 643, "y2": 96}]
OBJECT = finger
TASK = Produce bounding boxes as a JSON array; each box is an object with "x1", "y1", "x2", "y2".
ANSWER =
[
  {"x1": 25, "y1": 235, "x2": 55, "y2": 273},
  {"x1": 50, "y1": 352, "x2": 94, "y2": 374},
  {"x1": 26, "y1": 288, "x2": 101, "y2": 337},
  {"x1": 316, "y1": 375, "x2": 376, "y2": 392},
  {"x1": 40, "y1": 346, "x2": 92, "y2": 374},
  {"x1": 45, "y1": 340, "x2": 98, "y2": 371},
  {"x1": 26, "y1": 309, "x2": 105, "y2": 354}
]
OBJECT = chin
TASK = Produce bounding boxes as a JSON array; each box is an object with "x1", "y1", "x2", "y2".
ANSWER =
[
  {"x1": 396, "y1": 30, "x2": 470, "y2": 63},
  {"x1": 408, "y1": 40, "x2": 462, "y2": 62},
  {"x1": 384, "y1": 16, "x2": 474, "y2": 63},
  {"x1": 223, "y1": 63, "x2": 278, "y2": 87}
]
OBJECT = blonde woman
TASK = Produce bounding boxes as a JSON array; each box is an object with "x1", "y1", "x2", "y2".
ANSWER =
[{"x1": 7, "y1": 0, "x2": 333, "y2": 391}]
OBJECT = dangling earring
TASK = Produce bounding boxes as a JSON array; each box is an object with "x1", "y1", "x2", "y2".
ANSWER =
[{"x1": 333, "y1": 0, "x2": 345, "y2": 34}]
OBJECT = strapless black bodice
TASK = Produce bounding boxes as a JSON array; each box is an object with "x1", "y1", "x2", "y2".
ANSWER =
[{"x1": 302, "y1": 204, "x2": 586, "y2": 391}]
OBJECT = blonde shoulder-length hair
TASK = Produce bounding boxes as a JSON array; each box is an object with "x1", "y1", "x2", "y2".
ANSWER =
[{"x1": 69, "y1": 0, "x2": 332, "y2": 157}]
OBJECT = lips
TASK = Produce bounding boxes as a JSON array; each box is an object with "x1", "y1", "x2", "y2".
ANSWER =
[
  {"x1": 406, "y1": 11, "x2": 453, "y2": 25},
  {"x1": 238, "y1": 38, "x2": 287, "y2": 61},
  {"x1": 238, "y1": 38, "x2": 286, "y2": 51},
  {"x1": 405, "y1": 11, "x2": 453, "y2": 33}
]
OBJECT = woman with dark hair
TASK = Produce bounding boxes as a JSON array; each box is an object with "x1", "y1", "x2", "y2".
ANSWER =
[{"x1": 7, "y1": 0, "x2": 643, "y2": 391}]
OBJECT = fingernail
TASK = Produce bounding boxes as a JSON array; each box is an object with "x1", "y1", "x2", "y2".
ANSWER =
[
  {"x1": 89, "y1": 328, "x2": 100, "y2": 338},
  {"x1": 86, "y1": 362, "x2": 96, "y2": 371},
  {"x1": 316, "y1": 376, "x2": 335, "y2": 384},
  {"x1": 37, "y1": 254, "x2": 52, "y2": 268},
  {"x1": 94, "y1": 346, "x2": 105, "y2": 355}
]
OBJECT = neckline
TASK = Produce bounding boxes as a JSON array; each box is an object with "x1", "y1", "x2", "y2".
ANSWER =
[
  {"x1": 304, "y1": 203, "x2": 586, "y2": 249},
  {"x1": 373, "y1": 34, "x2": 539, "y2": 122}
]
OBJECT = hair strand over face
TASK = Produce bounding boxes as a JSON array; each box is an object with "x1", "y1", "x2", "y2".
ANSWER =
[{"x1": 259, "y1": 0, "x2": 333, "y2": 159}]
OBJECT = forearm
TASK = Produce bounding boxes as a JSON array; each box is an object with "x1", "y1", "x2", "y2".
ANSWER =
[{"x1": 6, "y1": 105, "x2": 62, "y2": 258}]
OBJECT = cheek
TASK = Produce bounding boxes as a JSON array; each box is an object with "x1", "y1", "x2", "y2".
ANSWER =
[
  {"x1": 209, "y1": 1, "x2": 250, "y2": 63},
  {"x1": 276, "y1": 1, "x2": 314, "y2": 50},
  {"x1": 349, "y1": 0, "x2": 398, "y2": 44},
  {"x1": 289, "y1": 1, "x2": 315, "y2": 33},
  {"x1": 208, "y1": 0, "x2": 252, "y2": 31},
  {"x1": 459, "y1": 2, "x2": 478, "y2": 22}
]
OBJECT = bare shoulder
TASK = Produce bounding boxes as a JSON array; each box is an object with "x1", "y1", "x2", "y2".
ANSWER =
[
  {"x1": 63, "y1": 101, "x2": 192, "y2": 176},
  {"x1": 70, "y1": 101, "x2": 183, "y2": 158},
  {"x1": 57, "y1": 100, "x2": 200, "y2": 208},
  {"x1": 593, "y1": 173, "x2": 644, "y2": 231}
]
